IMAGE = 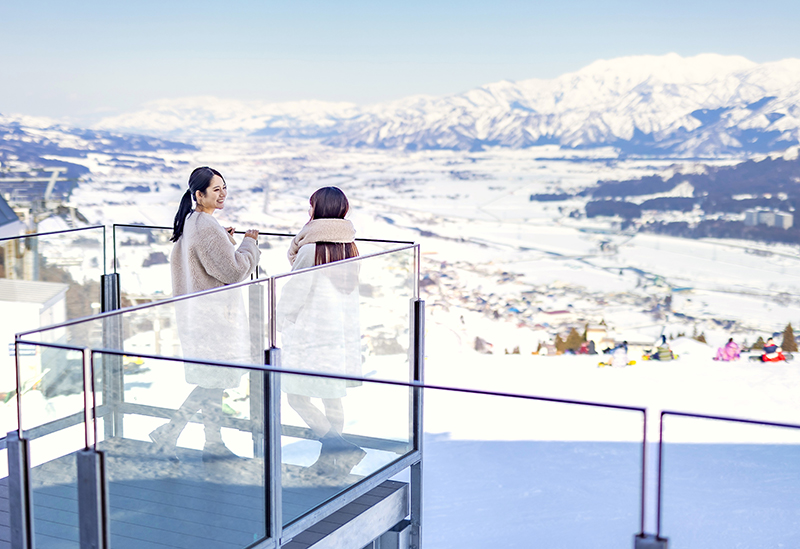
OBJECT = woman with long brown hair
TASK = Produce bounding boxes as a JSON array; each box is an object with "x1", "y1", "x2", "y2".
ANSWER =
[{"x1": 278, "y1": 186, "x2": 364, "y2": 476}]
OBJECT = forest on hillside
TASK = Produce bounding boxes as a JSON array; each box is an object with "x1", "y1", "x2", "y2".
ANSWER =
[{"x1": 578, "y1": 155, "x2": 800, "y2": 244}]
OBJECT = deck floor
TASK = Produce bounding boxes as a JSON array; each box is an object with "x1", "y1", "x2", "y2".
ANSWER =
[{"x1": 3, "y1": 438, "x2": 364, "y2": 548}]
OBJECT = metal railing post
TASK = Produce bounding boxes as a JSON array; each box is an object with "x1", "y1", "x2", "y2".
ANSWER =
[
  {"x1": 10, "y1": 338, "x2": 35, "y2": 548},
  {"x1": 77, "y1": 349, "x2": 110, "y2": 549},
  {"x1": 410, "y1": 298, "x2": 425, "y2": 549},
  {"x1": 77, "y1": 449, "x2": 109, "y2": 549},
  {"x1": 101, "y1": 273, "x2": 123, "y2": 440},
  {"x1": 7, "y1": 430, "x2": 34, "y2": 549},
  {"x1": 266, "y1": 277, "x2": 282, "y2": 544},
  {"x1": 634, "y1": 410, "x2": 667, "y2": 548},
  {"x1": 250, "y1": 283, "x2": 266, "y2": 459},
  {"x1": 266, "y1": 349, "x2": 283, "y2": 545}
]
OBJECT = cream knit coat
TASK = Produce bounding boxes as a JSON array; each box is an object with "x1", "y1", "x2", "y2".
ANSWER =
[
  {"x1": 170, "y1": 211, "x2": 261, "y2": 388},
  {"x1": 171, "y1": 211, "x2": 260, "y2": 296}
]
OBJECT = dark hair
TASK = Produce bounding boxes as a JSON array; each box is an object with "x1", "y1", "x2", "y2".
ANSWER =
[
  {"x1": 170, "y1": 167, "x2": 224, "y2": 242},
  {"x1": 309, "y1": 186, "x2": 359, "y2": 266}
]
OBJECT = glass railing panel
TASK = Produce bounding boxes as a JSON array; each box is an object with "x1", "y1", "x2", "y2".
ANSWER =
[
  {"x1": 252, "y1": 233, "x2": 405, "y2": 277},
  {"x1": 112, "y1": 224, "x2": 284, "y2": 304},
  {"x1": 25, "y1": 246, "x2": 415, "y2": 365},
  {"x1": 20, "y1": 343, "x2": 95, "y2": 549},
  {"x1": 275, "y1": 246, "x2": 416, "y2": 384},
  {"x1": 660, "y1": 415, "x2": 800, "y2": 548},
  {"x1": 254, "y1": 232, "x2": 299, "y2": 277},
  {"x1": 422, "y1": 389, "x2": 644, "y2": 548},
  {"x1": 0, "y1": 226, "x2": 105, "y2": 437},
  {"x1": 93, "y1": 350, "x2": 267, "y2": 548},
  {"x1": 113, "y1": 225, "x2": 175, "y2": 304},
  {"x1": 21, "y1": 279, "x2": 268, "y2": 369},
  {"x1": 280, "y1": 372, "x2": 413, "y2": 526}
]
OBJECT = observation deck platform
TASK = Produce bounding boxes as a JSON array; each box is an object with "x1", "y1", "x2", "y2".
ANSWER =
[{"x1": 2, "y1": 437, "x2": 408, "y2": 548}]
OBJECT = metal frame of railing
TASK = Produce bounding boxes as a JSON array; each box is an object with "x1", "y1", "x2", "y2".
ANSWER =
[
  {"x1": 0, "y1": 223, "x2": 107, "y2": 276},
  {"x1": 5, "y1": 225, "x2": 652, "y2": 549},
  {"x1": 9, "y1": 240, "x2": 423, "y2": 549},
  {"x1": 655, "y1": 410, "x2": 800, "y2": 541},
  {"x1": 12, "y1": 335, "x2": 648, "y2": 548},
  {"x1": 111, "y1": 223, "x2": 414, "y2": 279},
  {"x1": 1, "y1": 224, "x2": 107, "y2": 453}
]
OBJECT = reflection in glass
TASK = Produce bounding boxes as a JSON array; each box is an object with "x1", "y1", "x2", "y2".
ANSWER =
[
  {"x1": 97, "y1": 351, "x2": 267, "y2": 548},
  {"x1": 0, "y1": 228, "x2": 104, "y2": 435},
  {"x1": 278, "y1": 259, "x2": 365, "y2": 478},
  {"x1": 280, "y1": 373, "x2": 412, "y2": 526},
  {"x1": 149, "y1": 286, "x2": 253, "y2": 461}
]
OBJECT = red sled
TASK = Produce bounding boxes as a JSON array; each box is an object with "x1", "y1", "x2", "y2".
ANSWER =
[{"x1": 762, "y1": 351, "x2": 787, "y2": 362}]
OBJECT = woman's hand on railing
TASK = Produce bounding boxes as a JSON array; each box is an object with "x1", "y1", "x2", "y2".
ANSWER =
[{"x1": 245, "y1": 229, "x2": 259, "y2": 240}]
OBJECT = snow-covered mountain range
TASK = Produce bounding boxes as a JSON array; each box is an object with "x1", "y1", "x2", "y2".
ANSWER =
[
  {"x1": 0, "y1": 112, "x2": 196, "y2": 177},
  {"x1": 92, "y1": 53, "x2": 800, "y2": 157}
]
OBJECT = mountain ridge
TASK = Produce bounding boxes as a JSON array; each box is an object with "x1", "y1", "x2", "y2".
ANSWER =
[{"x1": 16, "y1": 53, "x2": 800, "y2": 158}]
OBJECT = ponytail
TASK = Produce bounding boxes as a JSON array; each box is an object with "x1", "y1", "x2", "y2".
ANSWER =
[
  {"x1": 170, "y1": 189, "x2": 194, "y2": 242},
  {"x1": 170, "y1": 166, "x2": 225, "y2": 242}
]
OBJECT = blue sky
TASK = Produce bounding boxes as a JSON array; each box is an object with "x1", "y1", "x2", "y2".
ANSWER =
[{"x1": 1, "y1": 0, "x2": 799, "y2": 121}]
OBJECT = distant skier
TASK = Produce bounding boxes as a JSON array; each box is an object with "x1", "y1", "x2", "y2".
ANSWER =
[
  {"x1": 649, "y1": 335, "x2": 674, "y2": 361},
  {"x1": 714, "y1": 338, "x2": 740, "y2": 361},
  {"x1": 611, "y1": 341, "x2": 629, "y2": 367},
  {"x1": 760, "y1": 337, "x2": 786, "y2": 362}
]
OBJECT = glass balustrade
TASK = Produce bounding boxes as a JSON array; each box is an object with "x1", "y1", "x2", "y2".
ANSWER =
[
  {"x1": 280, "y1": 370, "x2": 413, "y2": 526},
  {"x1": 16, "y1": 342, "x2": 99, "y2": 549},
  {"x1": 421, "y1": 388, "x2": 645, "y2": 549},
  {"x1": 112, "y1": 225, "x2": 176, "y2": 304},
  {"x1": 110, "y1": 223, "x2": 412, "y2": 306},
  {"x1": 659, "y1": 414, "x2": 800, "y2": 549},
  {"x1": 92, "y1": 350, "x2": 266, "y2": 549},
  {"x1": 274, "y1": 246, "x2": 416, "y2": 384},
  {"x1": 0, "y1": 226, "x2": 105, "y2": 439},
  {"x1": 11, "y1": 244, "x2": 420, "y2": 546},
  {"x1": 20, "y1": 341, "x2": 643, "y2": 549}
]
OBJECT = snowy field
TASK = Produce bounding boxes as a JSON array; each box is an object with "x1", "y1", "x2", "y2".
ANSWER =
[{"x1": 7, "y1": 140, "x2": 800, "y2": 547}]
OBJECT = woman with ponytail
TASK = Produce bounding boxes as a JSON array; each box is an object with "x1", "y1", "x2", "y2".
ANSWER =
[
  {"x1": 277, "y1": 186, "x2": 364, "y2": 477},
  {"x1": 150, "y1": 166, "x2": 261, "y2": 463}
]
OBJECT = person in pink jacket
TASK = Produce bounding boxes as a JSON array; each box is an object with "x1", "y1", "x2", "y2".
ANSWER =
[{"x1": 714, "y1": 338, "x2": 740, "y2": 361}]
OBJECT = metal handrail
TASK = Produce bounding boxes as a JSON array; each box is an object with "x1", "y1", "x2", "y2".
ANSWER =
[
  {"x1": 0, "y1": 224, "x2": 105, "y2": 242},
  {"x1": 16, "y1": 340, "x2": 648, "y2": 412},
  {"x1": 112, "y1": 223, "x2": 414, "y2": 244}
]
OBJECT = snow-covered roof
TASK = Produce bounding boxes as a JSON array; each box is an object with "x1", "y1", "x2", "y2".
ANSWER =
[{"x1": 0, "y1": 278, "x2": 69, "y2": 309}]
